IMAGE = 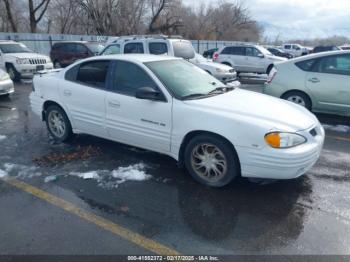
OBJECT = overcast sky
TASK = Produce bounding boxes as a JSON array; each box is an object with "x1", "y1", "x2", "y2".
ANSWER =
[{"x1": 183, "y1": 0, "x2": 350, "y2": 40}]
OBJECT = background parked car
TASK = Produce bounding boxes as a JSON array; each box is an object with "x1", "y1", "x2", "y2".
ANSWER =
[
  {"x1": 50, "y1": 41, "x2": 104, "y2": 68},
  {"x1": 266, "y1": 47, "x2": 294, "y2": 59},
  {"x1": 100, "y1": 35, "x2": 239, "y2": 84},
  {"x1": 311, "y1": 45, "x2": 341, "y2": 53},
  {"x1": 190, "y1": 53, "x2": 239, "y2": 84},
  {"x1": 203, "y1": 48, "x2": 218, "y2": 59},
  {"x1": 264, "y1": 50, "x2": 350, "y2": 117},
  {"x1": 340, "y1": 45, "x2": 350, "y2": 50},
  {"x1": 0, "y1": 41, "x2": 53, "y2": 82},
  {"x1": 213, "y1": 44, "x2": 287, "y2": 74},
  {"x1": 0, "y1": 68, "x2": 14, "y2": 96},
  {"x1": 281, "y1": 44, "x2": 309, "y2": 57}
]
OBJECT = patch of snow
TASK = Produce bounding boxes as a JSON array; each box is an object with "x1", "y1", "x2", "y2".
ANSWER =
[
  {"x1": 0, "y1": 169, "x2": 7, "y2": 178},
  {"x1": 0, "y1": 135, "x2": 6, "y2": 141},
  {"x1": 2, "y1": 163, "x2": 41, "y2": 179},
  {"x1": 68, "y1": 163, "x2": 151, "y2": 188},
  {"x1": 322, "y1": 124, "x2": 350, "y2": 133},
  {"x1": 44, "y1": 175, "x2": 58, "y2": 183},
  {"x1": 111, "y1": 163, "x2": 151, "y2": 183},
  {"x1": 70, "y1": 171, "x2": 100, "y2": 180}
]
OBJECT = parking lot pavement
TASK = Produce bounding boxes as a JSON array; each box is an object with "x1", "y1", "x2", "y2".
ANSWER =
[{"x1": 0, "y1": 82, "x2": 350, "y2": 255}]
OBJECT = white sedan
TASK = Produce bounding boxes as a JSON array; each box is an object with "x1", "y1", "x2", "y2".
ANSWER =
[
  {"x1": 0, "y1": 69, "x2": 14, "y2": 96},
  {"x1": 190, "y1": 53, "x2": 239, "y2": 85},
  {"x1": 30, "y1": 55, "x2": 324, "y2": 187}
]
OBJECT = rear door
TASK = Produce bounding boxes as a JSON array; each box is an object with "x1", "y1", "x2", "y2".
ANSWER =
[
  {"x1": 59, "y1": 60, "x2": 111, "y2": 137},
  {"x1": 105, "y1": 60, "x2": 172, "y2": 153},
  {"x1": 305, "y1": 54, "x2": 350, "y2": 114}
]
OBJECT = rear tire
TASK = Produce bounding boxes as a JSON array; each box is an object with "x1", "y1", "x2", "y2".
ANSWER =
[
  {"x1": 184, "y1": 134, "x2": 240, "y2": 187},
  {"x1": 282, "y1": 91, "x2": 312, "y2": 111},
  {"x1": 45, "y1": 105, "x2": 73, "y2": 142}
]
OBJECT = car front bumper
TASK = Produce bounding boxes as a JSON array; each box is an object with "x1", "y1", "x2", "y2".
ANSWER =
[
  {"x1": 238, "y1": 124, "x2": 325, "y2": 179},
  {"x1": 213, "y1": 72, "x2": 237, "y2": 83},
  {"x1": 0, "y1": 79, "x2": 14, "y2": 95},
  {"x1": 16, "y1": 63, "x2": 54, "y2": 79}
]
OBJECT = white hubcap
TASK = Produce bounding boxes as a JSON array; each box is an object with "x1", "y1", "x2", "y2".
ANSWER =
[{"x1": 287, "y1": 95, "x2": 306, "y2": 107}]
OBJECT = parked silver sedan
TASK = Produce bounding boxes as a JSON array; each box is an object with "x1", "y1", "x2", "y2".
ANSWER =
[
  {"x1": 0, "y1": 69, "x2": 14, "y2": 97},
  {"x1": 264, "y1": 50, "x2": 350, "y2": 117}
]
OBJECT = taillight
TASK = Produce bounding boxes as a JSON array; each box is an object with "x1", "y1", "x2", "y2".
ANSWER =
[
  {"x1": 213, "y1": 52, "x2": 219, "y2": 60},
  {"x1": 267, "y1": 67, "x2": 277, "y2": 83}
]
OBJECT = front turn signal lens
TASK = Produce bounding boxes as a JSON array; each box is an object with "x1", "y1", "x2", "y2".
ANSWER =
[{"x1": 265, "y1": 132, "x2": 307, "y2": 149}]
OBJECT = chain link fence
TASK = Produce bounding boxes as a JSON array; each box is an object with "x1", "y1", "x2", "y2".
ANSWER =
[{"x1": 0, "y1": 32, "x2": 252, "y2": 56}]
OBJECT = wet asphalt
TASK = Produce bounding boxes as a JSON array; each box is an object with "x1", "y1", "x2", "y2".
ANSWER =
[{"x1": 0, "y1": 82, "x2": 349, "y2": 255}]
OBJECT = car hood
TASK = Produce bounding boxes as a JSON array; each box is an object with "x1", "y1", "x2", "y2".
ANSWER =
[
  {"x1": 184, "y1": 89, "x2": 317, "y2": 132},
  {"x1": 5, "y1": 53, "x2": 50, "y2": 60},
  {"x1": 266, "y1": 54, "x2": 288, "y2": 62}
]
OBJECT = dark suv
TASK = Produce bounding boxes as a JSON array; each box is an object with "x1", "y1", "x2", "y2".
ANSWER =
[{"x1": 50, "y1": 41, "x2": 104, "y2": 68}]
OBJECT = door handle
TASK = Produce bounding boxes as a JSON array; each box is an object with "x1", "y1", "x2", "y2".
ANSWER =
[
  {"x1": 308, "y1": 77, "x2": 320, "y2": 83},
  {"x1": 108, "y1": 101, "x2": 120, "y2": 108},
  {"x1": 63, "y1": 90, "x2": 71, "y2": 96}
]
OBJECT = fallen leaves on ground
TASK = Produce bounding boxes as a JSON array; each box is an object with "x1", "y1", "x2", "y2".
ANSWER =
[{"x1": 33, "y1": 145, "x2": 101, "y2": 166}]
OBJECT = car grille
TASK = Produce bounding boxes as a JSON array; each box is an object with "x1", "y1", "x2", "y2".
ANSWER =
[{"x1": 29, "y1": 58, "x2": 47, "y2": 65}]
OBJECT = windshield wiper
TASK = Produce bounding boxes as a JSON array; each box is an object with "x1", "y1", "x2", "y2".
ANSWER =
[
  {"x1": 181, "y1": 93, "x2": 209, "y2": 100},
  {"x1": 207, "y1": 86, "x2": 234, "y2": 95}
]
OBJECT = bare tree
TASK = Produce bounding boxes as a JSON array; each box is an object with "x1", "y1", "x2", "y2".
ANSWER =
[
  {"x1": 28, "y1": 0, "x2": 51, "y2": 33},
  {"x1": 2, "y1": 0, "x2": 18, "y2": 32}
]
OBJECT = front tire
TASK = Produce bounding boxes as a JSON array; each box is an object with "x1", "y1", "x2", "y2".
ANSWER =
[
  {"x1": 45, "y1": 105, "x2": 73, "y2": 142},
  {"x1": 282, "y1": 91, "x2": 312, "y2": 111},
  {"x1": 184, "y1": 134, "x2": 240, "y2": 187},
  {"x1": 7, "y1": 64, "x2": 20, "y2": 82}
]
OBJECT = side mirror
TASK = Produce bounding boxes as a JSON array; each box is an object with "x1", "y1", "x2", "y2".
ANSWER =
[
  {"x1": 258, "y1": 54, "x2": 264, "y2": 58},
  {"x1": 135, "y1": 87, "x2": 162, "y2": 101}
]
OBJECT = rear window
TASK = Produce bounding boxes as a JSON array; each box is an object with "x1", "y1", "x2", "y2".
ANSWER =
[
  {"x1": 295, "y1": 59, "x2": 318, "y2": 72},
  {"x1": 76, "y1": 60, "x2": 110, "y2": 88},
  {"x1": 172, "y1": 41, "x2": 195, "y2": 59},
  {"x1": 124, "y1": 43, "x2": 144, "y2": 54},
  {"x1": 149, "y1": 42, "x2": 168, "y2": 55}
]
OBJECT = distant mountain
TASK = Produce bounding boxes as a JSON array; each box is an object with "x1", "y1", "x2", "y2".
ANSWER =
[{"x1": 259, "y1": 21, "x2": 350, "y2": 41}]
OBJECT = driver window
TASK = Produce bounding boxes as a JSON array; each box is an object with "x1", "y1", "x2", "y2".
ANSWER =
[
  {"x1": 103, "y1": 45, "x2": 120, "y2": 55},
  {"x1": 246, "y1": 47, "x2": 262, "y2": 57},
  {"x1": 112, "y1": 61, "x2": 159, "y2": 96}
]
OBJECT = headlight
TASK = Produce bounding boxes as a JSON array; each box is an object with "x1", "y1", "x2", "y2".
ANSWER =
[
  {"x1": 0, "y1": 73, "x2": 10, "y2": 81},
  {"x1": 265, "y1": 132, "x2": 307, "y2": 148},
  {"x1": 215, "y1": 68, "x2": 226, "y2": 73},
  {"x1": 16, "y1": 58, "x2": 30, "y2": 64}
]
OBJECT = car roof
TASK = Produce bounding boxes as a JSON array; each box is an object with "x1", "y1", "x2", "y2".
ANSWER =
[
  {"x1": 278, "y1": 50, "x2": 350, "y2": 65},
  {"x1": 53, "y1": 41, "x2": 100, "y2": 45},
  {"x1": 0, "y1": 41, "x2": 20, "y2": 45},
  {"x1": 87, "y1": 54, "x2": 182, "y2": 63}
]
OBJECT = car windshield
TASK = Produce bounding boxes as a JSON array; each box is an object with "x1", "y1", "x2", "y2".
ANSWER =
[
  {"x1": 86, "y1": 43, "x2": 105, "y2": 53},
  {"x1": 145, "y1": 59, "x2": 229, "y2": 100},
  {"x1": 0, "y1": 43, "x2": 31, "y2": 53}
]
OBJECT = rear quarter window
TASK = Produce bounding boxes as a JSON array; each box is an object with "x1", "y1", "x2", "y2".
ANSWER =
[
  {"x1": 295, "y1": 59, "x2": 317, "y2": 72},
  {"x1": 172, "y1": 41, "x2": 195, "y2": 59}
]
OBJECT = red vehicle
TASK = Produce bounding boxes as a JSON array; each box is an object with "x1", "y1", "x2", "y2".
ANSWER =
[{"x1": 50, "y1": 41, "x2": 104, "y2": 68}]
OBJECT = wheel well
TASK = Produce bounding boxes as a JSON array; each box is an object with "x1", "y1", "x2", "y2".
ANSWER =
[
  {"x1": 42, "y1": 101, "x2": 65, "y2": 121},
  {"x1": 281, "y1": 90, "x2": 313, "y2": 107},
  {"x1": 178, "y1": 130, "x2": 241, "y2": 173},
  {"x1": 266, "y1": 64, "x2": 274, "y2": 73},
  {"x1": 221, "y1": 62, "x2": 232, "y2": 67}
]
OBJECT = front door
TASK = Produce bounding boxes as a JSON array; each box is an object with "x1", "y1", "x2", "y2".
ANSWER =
[
  {"x1": 306, "y1": 54, "x2": 350, "y2": 114},
  {"x1": 105, "y1": 60, "x2": 172, "y2": 153}
]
